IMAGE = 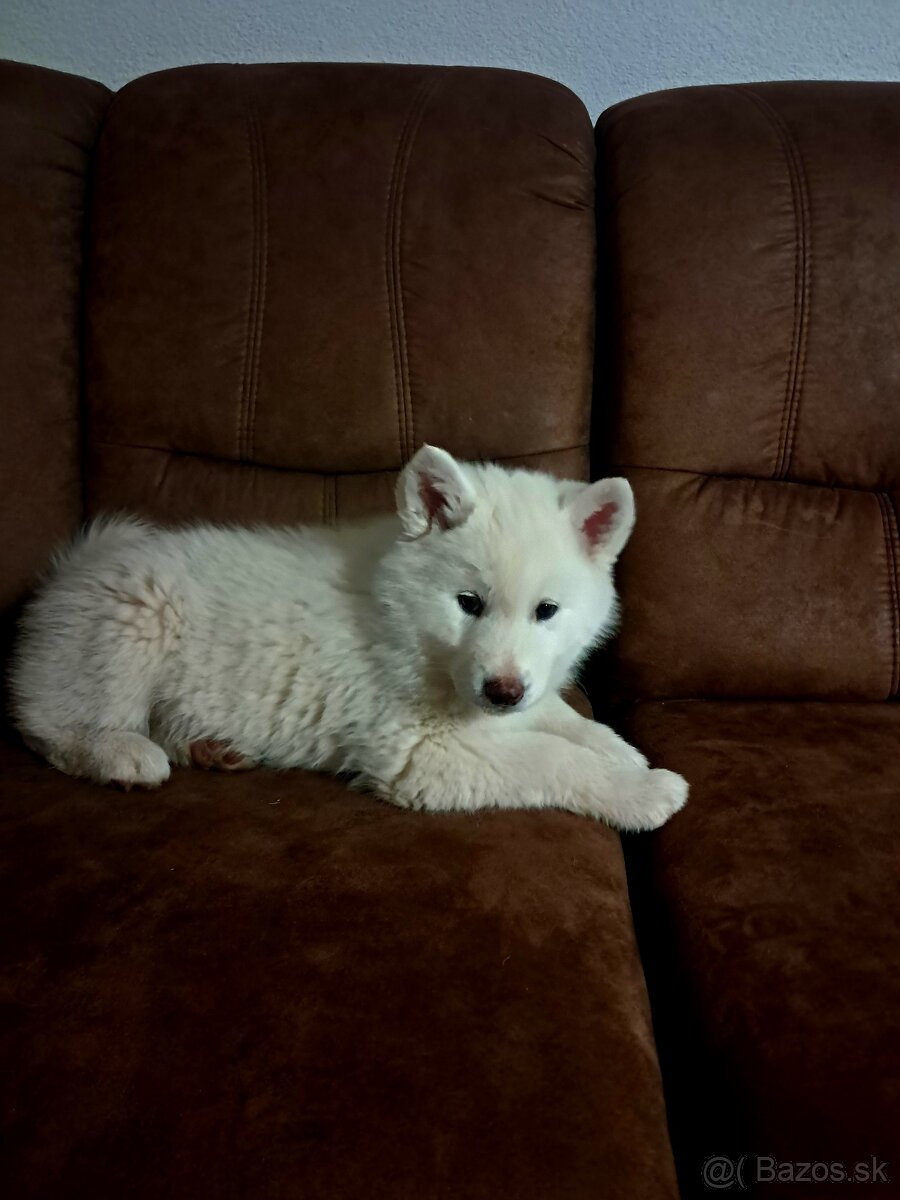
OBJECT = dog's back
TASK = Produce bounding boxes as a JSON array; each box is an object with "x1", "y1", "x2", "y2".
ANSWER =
[{"x1": 9, "y1": 514, "x2": 398, "y2": 784}]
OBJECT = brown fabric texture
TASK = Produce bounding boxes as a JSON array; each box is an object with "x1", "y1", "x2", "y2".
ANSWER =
[
  {"x1": 595, "y1": 82, "x2": 900, "y2": 1197},
  {"x1": 0, "y1": 732, "x2": 677, "y2": 1200},
  {"x1": 0, "y1": 62, "x2": 110, "y2": 620},
  {"x1": 611, "y1": 469, "x2": 893, "y2": 701},
  {"x1": 85, "y1": 63, "x2": 595, "y2": 522},
  {"x1": 597, "y1": 82, "x2": 900, "y2": 700},
  {"x1": 87, "y1": 442, "x2": 592, "y2": 527},
  {"x1": 1, "y1": 60, "x2": 678, "y2": 1200},
  {"x1": 621, "y1": 700, "x2": 900, "y2": 1200}
]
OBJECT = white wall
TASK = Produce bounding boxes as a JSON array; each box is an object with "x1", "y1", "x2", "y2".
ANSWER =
[{"x1": 3, "y1": 0, "x2": 900, "y2": 119}]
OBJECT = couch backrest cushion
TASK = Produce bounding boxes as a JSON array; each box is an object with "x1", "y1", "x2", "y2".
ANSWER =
[
  {"x1": 0, "y1": 62, "x2": 110, "y2": 618},
  {"x1": 85, "y1": 64, "x2": 595, "y2": 525},
  {"x1": 598, "y1": 83, "x2": 900, "y2": 700}
]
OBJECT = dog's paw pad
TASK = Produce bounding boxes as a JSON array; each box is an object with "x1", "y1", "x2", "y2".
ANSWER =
[{"x1": 189, "y1": 739, "x2": 256, "y2": 772}]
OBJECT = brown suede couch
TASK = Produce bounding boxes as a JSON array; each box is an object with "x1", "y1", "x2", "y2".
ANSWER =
[{"x1": 0, "y1": 59, "x2": 897, "y2": 1199}]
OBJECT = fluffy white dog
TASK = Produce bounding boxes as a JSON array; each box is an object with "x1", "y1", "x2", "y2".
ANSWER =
[{"x1": 9, "y1": 446, "x2": 687, "y2": 830}]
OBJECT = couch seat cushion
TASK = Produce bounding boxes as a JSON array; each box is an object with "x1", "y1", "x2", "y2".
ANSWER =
[
  {"x1": 0, "y1": 735, "x2": 676, "y2": 1199},
  {"x1": 624, "y1": 701, "x2": 899, "y2": 1199}
]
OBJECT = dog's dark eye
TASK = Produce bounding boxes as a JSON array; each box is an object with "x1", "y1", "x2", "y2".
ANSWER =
[
  {"x1": 535, "y1": 601, "x2": 558, "y2": 622},
  {"x1": 457, "y1": 592, "x2": 484, "y2": 617}
]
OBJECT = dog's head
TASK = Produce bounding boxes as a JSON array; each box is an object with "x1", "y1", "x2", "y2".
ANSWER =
[{"x1": 375, "y1": 445, "x2": 634, "y2": 715}]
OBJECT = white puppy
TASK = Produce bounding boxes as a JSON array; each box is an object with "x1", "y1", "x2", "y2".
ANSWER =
[{"x1": 9, "y1": 446, "x2": 687, "y2": 830}]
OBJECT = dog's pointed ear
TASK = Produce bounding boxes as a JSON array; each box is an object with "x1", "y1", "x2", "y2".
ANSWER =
[
  {"x1": 396, "y1": 445, "x2": 476, "y2": 537},
  {"x1": 565, "y1": 477, "x2": 635, "y2": 561}
]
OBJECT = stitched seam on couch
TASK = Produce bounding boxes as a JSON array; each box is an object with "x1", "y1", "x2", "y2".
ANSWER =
[
  {"x1": 877, "y1": 491, "x2": 900, "y2": 698},
  {"x1": 385, "y1": 72, "x2": 444, "y2": 465},
  {"x1": 92, "y1": 438, "x2": 589, "y2": 474},
  {"x1": 237, "y1": 107, "x2": 269, "y2": 463},
  {"x1": 79, "y1": 84, "x2": 119, "y2": 524},
  {"x1": 729, "y1": 86, "x2": 811, "y2": 483},
  {"x1": 612, "y1": 462, "x2": 897, "y2": 496}
]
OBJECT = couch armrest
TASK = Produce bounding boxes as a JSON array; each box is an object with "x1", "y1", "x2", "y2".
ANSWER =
[{"x1": 0, "y1": 61, "x2": 110, "y2": 626}]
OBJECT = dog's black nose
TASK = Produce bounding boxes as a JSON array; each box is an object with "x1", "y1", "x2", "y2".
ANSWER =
[{"x1": 483, "y1": 677, "x2": 525, "y2": 707}]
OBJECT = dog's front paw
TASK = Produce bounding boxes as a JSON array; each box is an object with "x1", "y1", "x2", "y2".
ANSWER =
[
  {"x1": 619, "y1": 768, "x2": 688, "y2": 832},
  {"x1": 616, "y1": 740, "x2": 649, "y2": 771},
  {"x1": 103, "y1": 733, "x2": 171, "y2": 790},
  {"x1": 580, "y1": 724, "x2": 648, "y2": 770}
]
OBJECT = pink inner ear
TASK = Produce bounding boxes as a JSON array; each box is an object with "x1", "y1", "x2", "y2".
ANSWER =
[
  {"x1": 582, "y1": 501, "x2": 618, "y2": 548},
  {"x1": 419, "y1": 473, "x2": 451, "y2": 530}
]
